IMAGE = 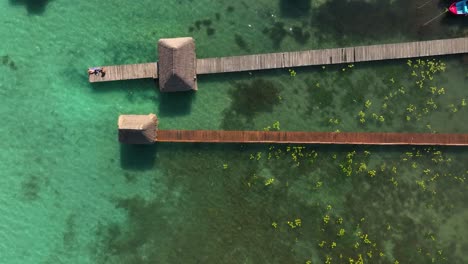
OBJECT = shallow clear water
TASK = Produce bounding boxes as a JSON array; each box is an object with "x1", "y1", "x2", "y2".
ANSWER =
[{"x1": 1, "y1": 0, "x2": 467, "y2": 263}]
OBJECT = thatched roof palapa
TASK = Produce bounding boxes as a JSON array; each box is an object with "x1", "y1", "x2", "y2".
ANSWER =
[
  {"x1": 118, "y1": 114, "x2": 158, "y2": 144},
  {"x1": 158, "y1": 37, "x2": 197, "y2": 92}
]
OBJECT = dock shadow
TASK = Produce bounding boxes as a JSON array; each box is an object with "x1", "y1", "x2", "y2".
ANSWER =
[
  {"x1": 197, "y1": 70, "x2": 254, "y2": 84},
  {"x1": 90, "y1": 79, "x2": 155, "y2": 94},
  {"x1": 9, "y1": 0, "x2": 51, "y2": 14},
  {"x1": 158, "y1": 90, "x2": 195, "y2": 117},
  {"x1": 119, "y1": 144, "x2": 158, "y2": 171},
  {"x1": 279, "y1": 0, "x2": 311, "y2": 17}
]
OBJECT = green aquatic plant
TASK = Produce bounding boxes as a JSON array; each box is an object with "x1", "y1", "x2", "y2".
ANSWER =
[
  {"x1": 272, "y1": 121, "x2": 280, "y2": 130},
  {"x1": 337, "y1": 228, "x2": 345, "y2": 237},
  {"x1": 315, "y1": 181, "x2": 323, "y2": 189},
  {"x1": 264, "y1": 121, "x2": 281, "y2": 131},
  {"x1": 295, "y1": 218, "x2": 302, "y2": 226},
  {"x1": 361, "y1": 233, "x2": 371, "y2": 244},
  {"x1": 358, "y1": 110, "x2": 366, "y2": 123},
  {"x1": 406, "y1": 104, "x2": 416, "y2": 113},
  {"x1": 265, "y1": 178, "x2": 275, "y2": 186},
  {"x1": 336, "y1": 217, "x2": 343, "y2": 225},
  {"x1": 289, "y1": 69, "x2": 297, "y2": 77},
  {"x1": 390, "y1": 177, "x2": 398, "y2": 187},
  {"x1": 358, "y1": 163, "x2": 367, "y2": 172},
  {"x1": 365, "y1": 100, "x2": 372, "y2": 109},
  {"x1": 223, "y1": 163, "x2": 228, "y2": 169},
  {"x1": 328, "y1": 118, "x2": 339, "y2": 125},
  {"x1": 287, "y1": 220, "x2": 296, "y2": 228},
  {"x1": 448, "y1": 103, "x2": 458, "y2": 113},
  {"x1": 416, "y1": 179, "x2": 426, "y2": 191}
]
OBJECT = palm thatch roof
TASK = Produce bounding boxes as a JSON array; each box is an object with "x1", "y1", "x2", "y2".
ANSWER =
[
  {"x1": 158, "y1": 37, "x2": 197, "y2": 92},
  {"x1": 118, "y1": 114, "x2": 158, "y2": 144}
]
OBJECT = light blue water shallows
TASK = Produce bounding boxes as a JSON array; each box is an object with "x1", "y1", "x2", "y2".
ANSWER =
[{"x1": 1, "y1": 0, "x2": 467, "y2": 263}]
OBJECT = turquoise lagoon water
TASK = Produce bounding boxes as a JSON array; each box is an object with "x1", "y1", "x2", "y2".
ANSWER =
[{"x1": 0, "y1": 0, "x2": 467, "y2": 263}]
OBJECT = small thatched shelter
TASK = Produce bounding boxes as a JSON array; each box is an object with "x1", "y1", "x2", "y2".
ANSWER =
[
  {"x1": 158, "y1": 37, "x2": 197, "y2": 92},
  {"x1": 118, "y1": 114, "x2": 158, "y2": 144}
]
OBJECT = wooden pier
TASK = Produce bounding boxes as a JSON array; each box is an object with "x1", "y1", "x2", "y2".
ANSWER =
[
  {"x1": 89, "y1": 37, "x2": 468, "y2": 83},
  {"x1": 196, "y1": 37, "x2": 468, "y2": 74},
  {"x1": 155, "y1": 130, "x2": 468, "y2": 146},
  {"x1": 88, "y1": 62, "x2": 158, "y2": 83}
]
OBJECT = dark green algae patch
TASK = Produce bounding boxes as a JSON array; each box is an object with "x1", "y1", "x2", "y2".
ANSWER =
[{"x1": 93, "y1": 142, "x2": 468, "y2": 263}]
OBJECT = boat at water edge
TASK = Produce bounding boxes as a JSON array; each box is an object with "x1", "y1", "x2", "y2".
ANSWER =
[{"x1": 449, "y1": 0, "x2": 468, "y2": 15}]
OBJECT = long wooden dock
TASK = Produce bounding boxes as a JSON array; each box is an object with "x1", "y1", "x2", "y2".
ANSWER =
[
  {"x1": 196, "y1": 37, "x2": 468, "y2": 74},
  {"x1": 88, "y1": 62, "x2": 158, "y2": 82},
  {"x1": 89, "y1": 37, "x2": 468, "y2": 83},
  {"x1": 155, "y1": 130, "x2": 468, "y2": 146}
]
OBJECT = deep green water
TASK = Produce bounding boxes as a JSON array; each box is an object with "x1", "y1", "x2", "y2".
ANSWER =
[{"x1": 1, "y1": 0, "x2": 467, "y2": 263}]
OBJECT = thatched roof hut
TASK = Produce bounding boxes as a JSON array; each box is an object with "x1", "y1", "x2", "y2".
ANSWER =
[
  {"x1": 158, "y1": 37, "x2": 197, "y2": 92},
  {"x1": 118, "y1": 114, "x2": 158, "y2": 144}
]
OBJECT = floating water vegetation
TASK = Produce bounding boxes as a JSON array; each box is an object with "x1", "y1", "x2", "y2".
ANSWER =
[
  {"x1": 264, "y1": 177, "x2": 275, "y2": 186},
  {"x1": 236, "y1": 141, "x2": 466, "y2": 262},
  {"x1": 264, "y1": 121, "x2": 280, "y2": 131},
  {"x1": 289, "y1": 69, "x2": 297, "y2": 77},
  {"x1": 364, "y1": 100, "x2": 372, "y2": 109},
  {"x1": 222, "y1": 65, "x2": 468, "y2": 260}
]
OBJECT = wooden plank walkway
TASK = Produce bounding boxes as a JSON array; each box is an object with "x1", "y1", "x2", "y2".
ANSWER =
[
  {"x1": 89, "y1": 37, "x2": 468, "y2": 82},
  {"x1": 196, "y1": 37, "x2": 468, "y2": 74},
  {"x1": 89, "y1": 62, "x2": 158, "y2": 83},
  {"x1": 155, "y1": 130, "x2": 468, "y2": 146}
]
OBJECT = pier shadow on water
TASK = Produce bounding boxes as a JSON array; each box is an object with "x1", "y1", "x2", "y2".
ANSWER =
[
  {"x1": 279, "y1": 0, "x2": 311, "y2": 17},
  {"x1": 9, "y1": 0, "x2": 51, "y2": 14},
  {"x1": 90, "y1": 79, "x2": 155, "y2": 94},
  {"x1": 120, "y1": 144, "x2": 158, "y2": 171},
  {"x1": 157, "y1": 89, "x2": 195, "y2": 117}
]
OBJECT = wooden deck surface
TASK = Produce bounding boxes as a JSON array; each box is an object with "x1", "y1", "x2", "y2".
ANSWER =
[
  {"x1": 155, "y1": 130, "x2": 468, "y2": 146},
  {"x1": 89, "y1": 37, "x2": 468, "y2": 82},
  {"x1": 89, "y1": 62, "x2": 158, "y2": 83},
  {"x1": 196, "y1": 37, "x2": 468, "y2": 74}
]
